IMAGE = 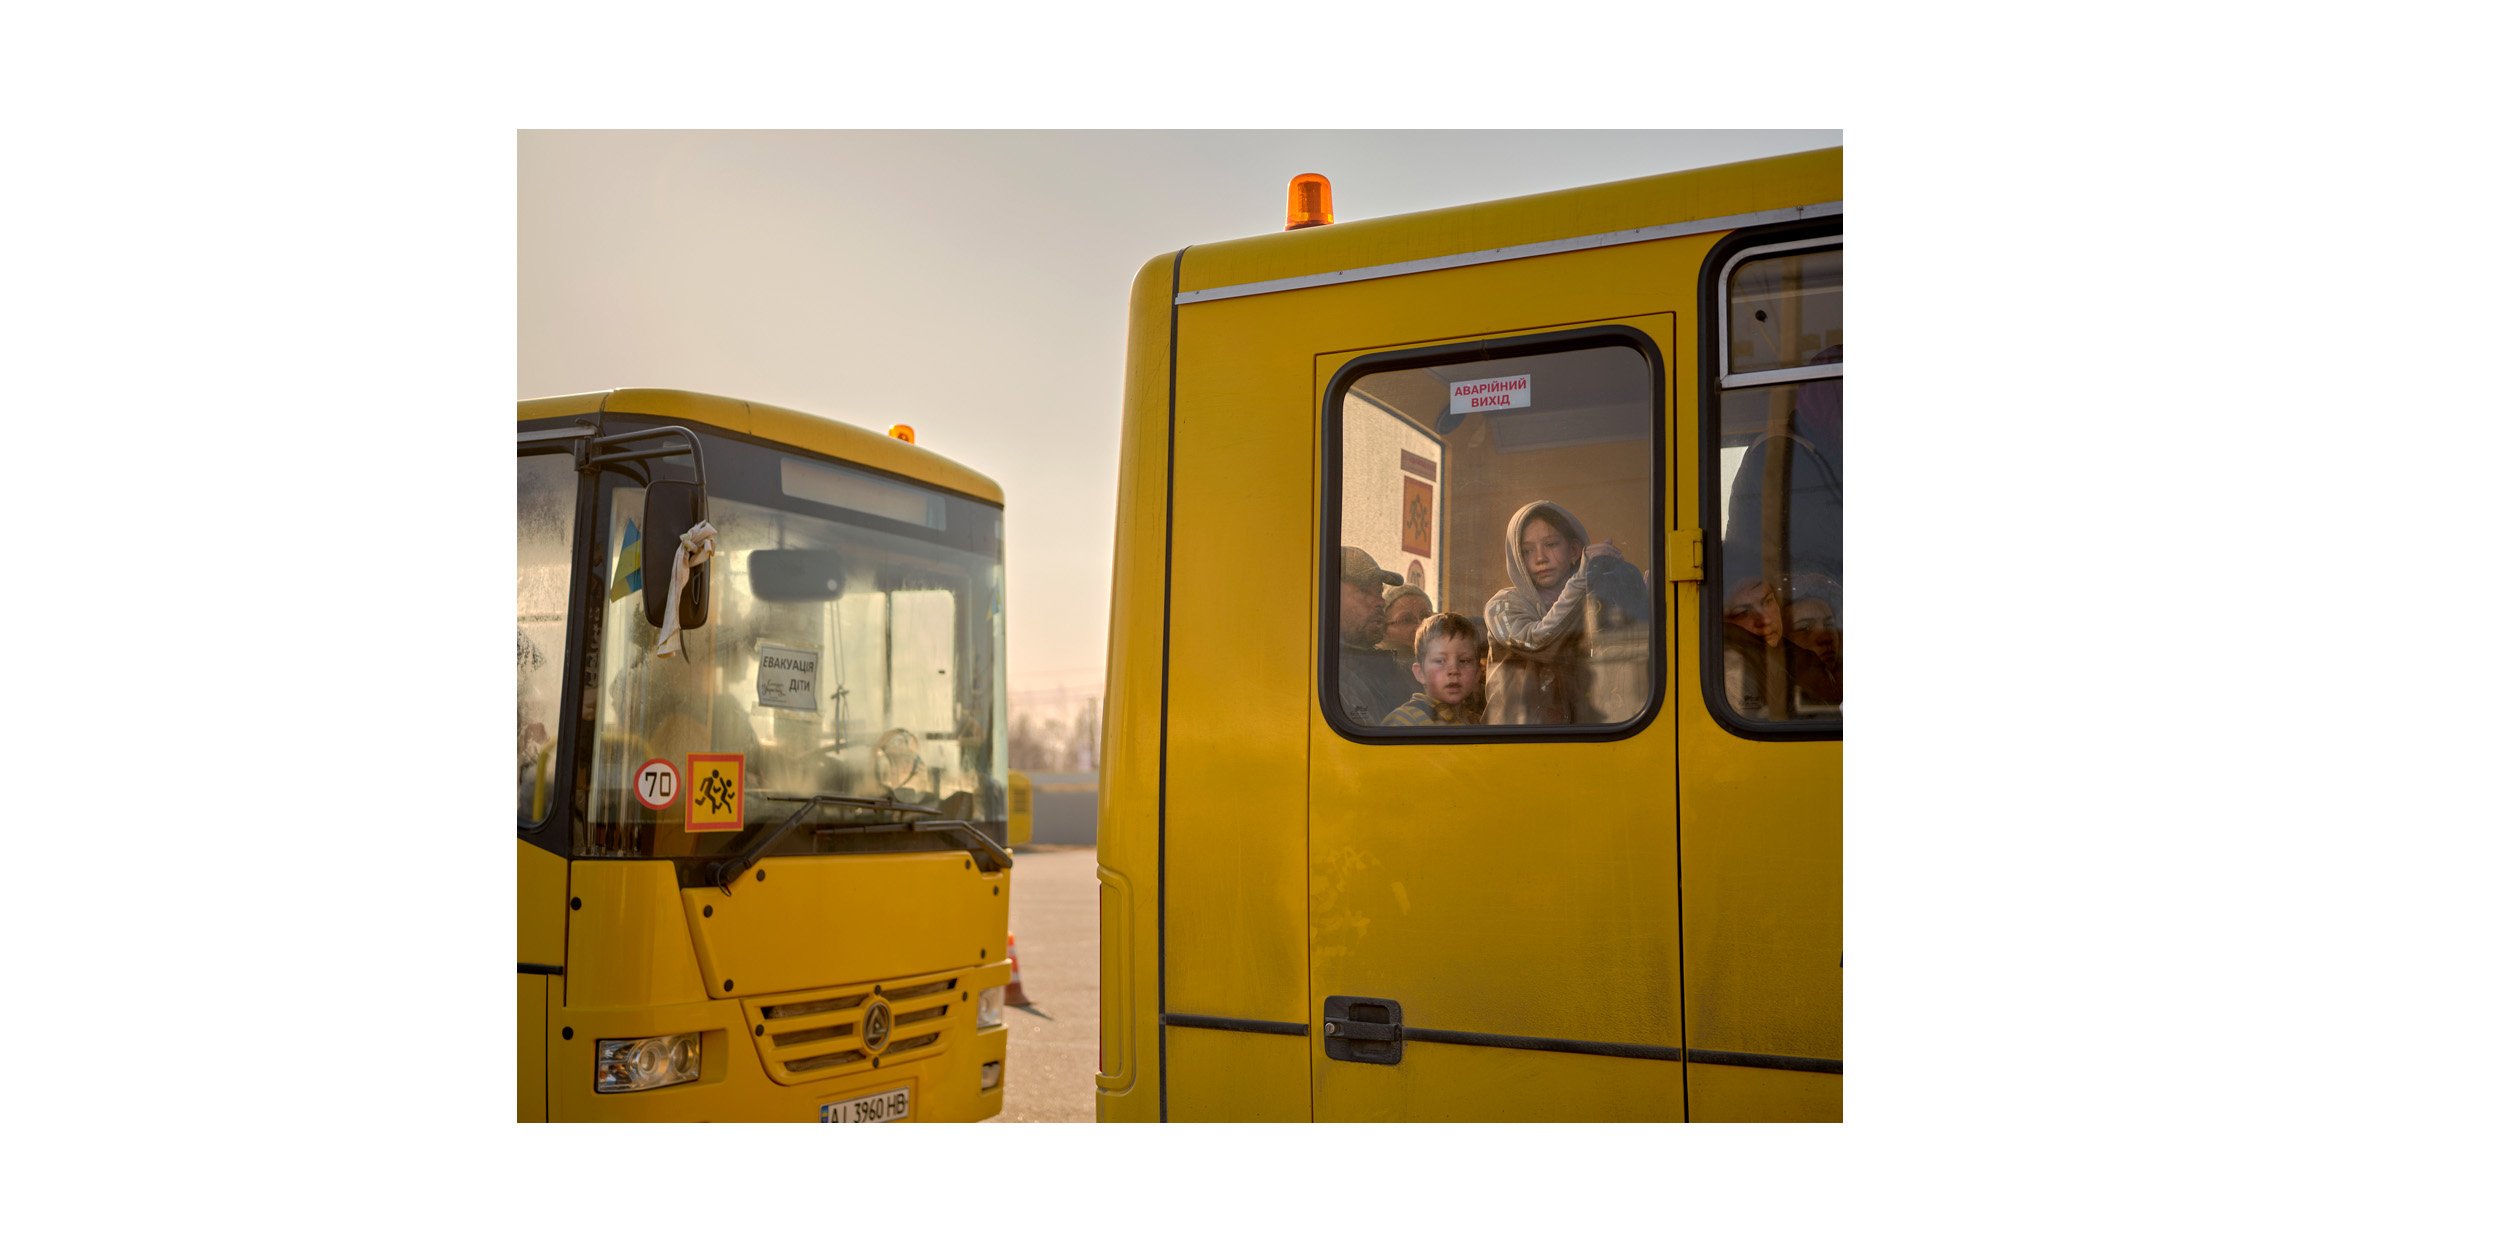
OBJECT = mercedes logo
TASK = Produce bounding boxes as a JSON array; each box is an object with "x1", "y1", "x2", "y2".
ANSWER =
[{"x1": 862, "y1": 999, "x2": 892, "y2": 1053}]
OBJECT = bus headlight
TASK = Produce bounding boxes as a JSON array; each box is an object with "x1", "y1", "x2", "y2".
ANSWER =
[
  {"x1": 595, "y1": 1033, "x2": 702, "y2": 1092},
  {"x1": 977, "y1": 986, "x2": 1005, "y2": 1028}
]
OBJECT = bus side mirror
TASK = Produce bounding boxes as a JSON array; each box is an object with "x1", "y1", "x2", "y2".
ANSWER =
[{"x1": 642, "y1": 480, "x2": 709, "y2": 631}]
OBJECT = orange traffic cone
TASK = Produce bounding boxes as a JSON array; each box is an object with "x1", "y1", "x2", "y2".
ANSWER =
[{"x1": 1004, "y1": 932, "x2": 1032, "y2": 1007}]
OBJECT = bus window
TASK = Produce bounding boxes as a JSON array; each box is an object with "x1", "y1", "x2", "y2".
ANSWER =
[
  {"x1": 517, "y1": 453, "x2": 576, "y2": 825},
  {"x1": 1713, "y1": 240, "x2": 1841, "y2": 728},
  {"x1": 1327, "y1": 335, "x2": 1661, "y2": 733},
  {"x1": 580, "y1": 435, "x2": 1007, "y2": 859}
]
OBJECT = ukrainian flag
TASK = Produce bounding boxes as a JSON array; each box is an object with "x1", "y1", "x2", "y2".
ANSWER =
[{"x1": 608, "y1": 518, "x2": 645, "y2": 603}]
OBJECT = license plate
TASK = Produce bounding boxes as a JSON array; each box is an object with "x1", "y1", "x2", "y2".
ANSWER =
[{"x1": 821, "y1": 1086, "x2": 910, "y2": 1123}]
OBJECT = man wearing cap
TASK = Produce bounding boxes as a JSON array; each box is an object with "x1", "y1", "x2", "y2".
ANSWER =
[{"x1": 1339, "y1": 547, "x2": 1423, "y2": 726}]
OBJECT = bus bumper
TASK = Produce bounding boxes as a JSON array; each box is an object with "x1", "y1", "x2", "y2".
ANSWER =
[{"x1": 538, "y1": 969, "x2": 1011, "y2": 1122}]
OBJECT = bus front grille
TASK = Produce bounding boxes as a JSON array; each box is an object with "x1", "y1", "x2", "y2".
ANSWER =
[{"x1": 744, "y1": 974, "x2": 961, "y2": 1086}]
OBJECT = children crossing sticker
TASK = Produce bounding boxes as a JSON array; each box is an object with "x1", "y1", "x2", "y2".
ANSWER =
[
  {"x1": 685, "y1": 753, "x2": 746, "y2": 833},
  {"x1": 634, "y1": 758, "x2": 680, "y2": 811}
]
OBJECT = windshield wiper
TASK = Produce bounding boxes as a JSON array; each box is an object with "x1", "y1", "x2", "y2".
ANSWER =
[
  {"x1": 707, "y1": 792, "x2": 1011, "y2": 891},
  {"x1": 709, "y1": 793, "x2": 932, "y2": 889}
]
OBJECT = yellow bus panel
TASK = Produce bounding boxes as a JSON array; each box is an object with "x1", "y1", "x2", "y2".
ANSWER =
[
  {"x1": 1095, "y1": 253, "x2": 1181, "y2": 1117},
  {"x1": 687, "y1": 852, "x2": 1009, "y2": 1000},
  {"x1": 1686, "y1": 1062, "x2": 1842, "y2": 1124},
  {"x1": 518, "y1": 974, "x2": 547, "y2": 1122},
  {"x1": 1102, "y1": 147, "x2": 1841, "y2": 1121},
  {"x1": 520, "y1": 387, "x2": 1003, "y2": 505},
  {"x1": 518, "y1": 841, "x2": 566, "y2": 970},
  {"x1": 563, "y1": 860, "x2": 712, "y2": 1009},
  {"x1": 1165, "y1": 1030, "x2": 1307, "y2": 1123},
  {"x1": 1315, "y1": 1044, "x2": 1685, "y2": 1123}
]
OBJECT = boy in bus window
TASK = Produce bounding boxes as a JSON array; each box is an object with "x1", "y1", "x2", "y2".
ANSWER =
[
  {"x1": 1339, "y1": 546, "x2": 1421, "y2": 725},
  {"x1": 1484, "y1": 501, "x2": 1630, "y2": 724},
  {"x1": 1381, "y1": 612, "x2": 1485, "y2": 727}
]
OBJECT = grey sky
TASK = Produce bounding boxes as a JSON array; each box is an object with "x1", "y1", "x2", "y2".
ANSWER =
[{"x1": 519, "y1": 130, "x2": 1840, "y2": 697}]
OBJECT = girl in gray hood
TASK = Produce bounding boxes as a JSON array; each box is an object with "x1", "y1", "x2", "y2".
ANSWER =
[{"x1": 1484, "y1": 500, "x2": 1623, "y2": 724}]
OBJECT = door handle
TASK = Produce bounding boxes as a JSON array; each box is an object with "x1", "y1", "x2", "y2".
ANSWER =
[{"x1": 1322, "y1": 996, "x2": 1403, "y2": 1065}]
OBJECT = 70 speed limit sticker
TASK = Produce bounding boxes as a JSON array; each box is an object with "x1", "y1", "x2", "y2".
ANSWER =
[{"x1": 635, "y1": 758, "x2": 681, "y2": 811}]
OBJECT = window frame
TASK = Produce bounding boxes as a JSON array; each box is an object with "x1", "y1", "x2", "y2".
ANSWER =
[
  {"x1": 517, "y1": 416, "x2": 601, "y2": 856},
  {"x1": 1317, "y1": 325, "x2": 1669, "y2": 746},
  {"x1": 1699, "y1": 224, "x2": 1843, "y2": 743}
]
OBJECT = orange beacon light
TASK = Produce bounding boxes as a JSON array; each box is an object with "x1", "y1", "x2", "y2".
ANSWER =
[
  {"x1": 887, "y1": 424, "x2": 917, "y2": 444},
  {"x1": 1286, "y1": 173, "x2": 1333, "y2": 230}
]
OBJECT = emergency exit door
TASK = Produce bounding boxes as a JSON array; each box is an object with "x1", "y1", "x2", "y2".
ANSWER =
[{"x1": 1306, "y1": 303, "x2": 1688, "y2": 1121}]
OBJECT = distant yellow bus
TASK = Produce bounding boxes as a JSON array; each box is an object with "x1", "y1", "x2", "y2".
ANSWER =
[
  {"x1": 518, "y1": 388, "x2": 1023, "y2": 1121},
  {"x1": 1098, "y1": 149, "x2": 1841, "y2": 1121}
]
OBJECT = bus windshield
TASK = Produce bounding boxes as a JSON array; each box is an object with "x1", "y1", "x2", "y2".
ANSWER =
[{"x1": 575, "y1": 426, "x2": 1006, "y2": 861}]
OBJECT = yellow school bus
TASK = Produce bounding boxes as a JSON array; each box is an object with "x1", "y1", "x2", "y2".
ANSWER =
[
  {"x1": 1098, "y1": 149, "x2": 1841, "y2": 1121},
  {"x1": 518, "y1": 388, "x2": 1025, "y2": 1121}
]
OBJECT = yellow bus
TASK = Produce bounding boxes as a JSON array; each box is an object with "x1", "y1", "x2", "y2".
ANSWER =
[
  {"x1": 1098, "y1": 148, "x2": 1841, "y2": 1121},
  {"x1": 517, "y1": 388, "x2": 1023, "y2": 1121}
]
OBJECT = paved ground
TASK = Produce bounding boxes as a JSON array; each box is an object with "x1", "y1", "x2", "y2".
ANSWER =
[{"x1": 995, "y1": 844, "x2": 1098, "y2": 1122}]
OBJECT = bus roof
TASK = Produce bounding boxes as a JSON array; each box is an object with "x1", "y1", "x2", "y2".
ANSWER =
[
  {"x1": 1163, "y1": 147, "x2": 1840, "y2": 302},
  {"x1": 517, "y1": 387, "x2": 1004, "y2": 506}
]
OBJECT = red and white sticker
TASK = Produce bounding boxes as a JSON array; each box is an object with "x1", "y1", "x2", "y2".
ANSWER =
[
  {"x1": 1450, "y1": 373, "x2": 1531, "y2": 414},
  {"x1": 634, "y1": 758, "x2": 681, "y2": 811}
]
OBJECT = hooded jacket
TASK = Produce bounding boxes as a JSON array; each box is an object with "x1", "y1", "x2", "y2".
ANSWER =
[{"x1": 1483, "y1": 501, "x2": 1597, "y2": 725}]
